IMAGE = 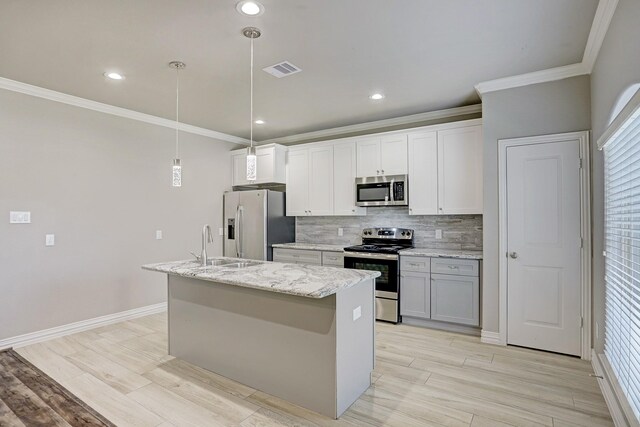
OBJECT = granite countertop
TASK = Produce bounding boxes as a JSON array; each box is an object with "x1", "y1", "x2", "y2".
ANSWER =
[
  {"x1": 142, "y1": 258, "x2": 379, "y2": 299},
  {"x1": 272, "y1": 242, "x2": 346, "y2": 252},
  {"x1": 400, "y1": 248, "x2": 483, "y2": 260}
]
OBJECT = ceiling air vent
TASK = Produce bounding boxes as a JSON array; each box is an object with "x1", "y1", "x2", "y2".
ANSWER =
[{"x1": 262, "y1": 61, "x2": 302, "y2": 78}]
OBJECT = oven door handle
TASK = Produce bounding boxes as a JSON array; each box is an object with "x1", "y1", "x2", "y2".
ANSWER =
[{"x1": 344, "y1": 252, "x2": 398, "y2": 261}]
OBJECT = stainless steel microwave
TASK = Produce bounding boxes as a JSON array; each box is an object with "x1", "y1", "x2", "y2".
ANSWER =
[{"x1": 355, "y1": 175, "x2": 408, "y2": 207}]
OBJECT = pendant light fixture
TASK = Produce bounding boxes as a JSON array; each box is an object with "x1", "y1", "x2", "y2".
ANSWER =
[
  {"x1": 243, "y1": 27, "x2": 261, "y2": 181},
  {"x1": 169, "y1": 60, "x2": 186, "y2": 187}
]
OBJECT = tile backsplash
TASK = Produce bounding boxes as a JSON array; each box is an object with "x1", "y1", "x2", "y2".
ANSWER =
[{"x1": 295, "y1": 207, "x2": 482, "y2": 250}]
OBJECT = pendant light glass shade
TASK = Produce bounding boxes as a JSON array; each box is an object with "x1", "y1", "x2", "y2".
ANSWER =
[
  {"x1": 246, "y1": 146, "x2": 257, "y2": 181},
  {"x1": 172, "y1": 158, "x2": 182, "y2": 187}
]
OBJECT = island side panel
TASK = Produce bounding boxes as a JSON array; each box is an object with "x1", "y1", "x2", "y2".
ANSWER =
[
  {"x1": 168, "y1": 275, "x2": 338, "y2": 418},
  {"x1": 335, "y1": 278, "x2": 375, "y2": 417}
]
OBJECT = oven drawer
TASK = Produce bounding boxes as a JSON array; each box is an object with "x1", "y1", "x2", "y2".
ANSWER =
[
  {"x1": 431, "y1": 258, "x2": 479, "y2": 277},
  {"x1": 273, "y1": 248, "x2": 322, "y2": 265},
  {"x1": 400, "y1": 256, "x2": 430, "y2": 273}
]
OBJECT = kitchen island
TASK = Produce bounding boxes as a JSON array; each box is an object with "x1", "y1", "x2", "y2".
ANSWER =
[{"x1": 143, "y1": 258, "x2": 379, "y2": 419}]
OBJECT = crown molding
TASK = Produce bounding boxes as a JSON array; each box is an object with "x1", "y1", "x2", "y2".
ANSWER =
[
  {"x1": 475, "y1": 63, "x2": 589, "y2": 97},
  {"x1": 0, "y1": 77, "x2": 249, "y2": 146},
  {"x1": 258, "y1": 104, "x2": 482, "y2": 145},
  {"x1": 582, "y1": 0, "x2": 619, "y2": 72},
  {"x1": 475, "y1": 0, "x2": 618, "y2": 97}
]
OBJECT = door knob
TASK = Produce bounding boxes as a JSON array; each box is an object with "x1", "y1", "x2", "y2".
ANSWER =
[{"x1": 509, "y1": 252, "x2": 519, "y2": 259}]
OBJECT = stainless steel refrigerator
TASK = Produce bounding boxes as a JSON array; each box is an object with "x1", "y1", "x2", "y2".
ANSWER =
[{"x1": 223, "y1": 190, "x2": 295, "y2": 261}]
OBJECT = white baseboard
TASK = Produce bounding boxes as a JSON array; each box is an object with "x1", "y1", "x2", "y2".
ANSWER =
[
  {"x1": 591, "y1": 349, "x2": 637, "y2": 427},
  {"x1": 0, "y1": 302, "x2": 167, "y2": 350},
  {"x1": 480, "y1": 330, "x2": 504, "y2": 346}
]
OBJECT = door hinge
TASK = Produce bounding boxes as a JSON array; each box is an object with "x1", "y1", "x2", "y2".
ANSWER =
[
  {"x1": 580, "y1": 317, "x2": 584, "y2": 328},
  {"x1": 579, "y1": 158, "x2": 583, "y2": 169},
  {"x1": 580, "y1": 238, "x2": 584, "y2": 248}
]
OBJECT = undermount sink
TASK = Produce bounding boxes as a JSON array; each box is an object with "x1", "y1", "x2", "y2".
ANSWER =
[
  {"x1": 221, "y1": 261, "x2": 263, "y2": 269},
  {"x1": 202, "y1": 259, "x2": 238, "y2": 267}
]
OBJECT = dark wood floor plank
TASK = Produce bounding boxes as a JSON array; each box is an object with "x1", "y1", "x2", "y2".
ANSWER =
[{"x1": 0, "y1": 349, "x2": 115, "y2": 427}]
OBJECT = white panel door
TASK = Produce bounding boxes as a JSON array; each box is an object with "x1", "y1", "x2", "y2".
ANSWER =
[
  {"x1": 356, "y1": 138, "x2": 381, "y2": 177},
  {"x1": 334, "y1": 142, "x2": 366, "y2": 215},
  {"x1": 286, "y1": 149, "x2": 309, "y2": 216},
  {"x1": 308, "y1": 145, "x2": 334, "y2": 216},
  {"x1": 437, "y1": 126, "x2": 483, "y2": 214},
  {"x1": 408, "y1": 131, "x2": 438, "y2": 215},
  {"x1": 506, "y1": 140, "x2": 582, "y2": 356},
  {"x1": 380, "y1": 134, "x2": 408, "y2": 175}
]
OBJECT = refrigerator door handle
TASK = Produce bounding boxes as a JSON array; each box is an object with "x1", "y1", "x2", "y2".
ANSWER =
[
  {"x1": 235, "y1": 205, "x2": 241, "y2": 257},
  {"x1": 237, "y1": 205, "x2": 244, "y2": 258}
]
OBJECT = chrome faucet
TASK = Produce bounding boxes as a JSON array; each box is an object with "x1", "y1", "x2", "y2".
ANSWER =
[{"x1": 200, "y1": 224, "x2": 214, "y2": 266}]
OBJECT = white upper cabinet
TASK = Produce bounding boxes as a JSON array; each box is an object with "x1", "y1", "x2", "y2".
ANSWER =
[
  {"x1": 286, "y1": 148, "x2": 309, "y2": 216},
  {"x1": 408, "y1": 131, "x2": 438, "y2": 215},
  {"x1": 231, "y1": 144, "x2": 287, "y2": 187},
  {"x1": 437, "y1": 126, "x2": 483, "y2": 214},
  {"x1": 356, "y1": 135, "x2": 408, "y2": 177},
  {"x1": 407, "y1": 123, "x2": 483, "y2": 215},
  {"x1": 380, "y1": 134, "x2": 408, "y2": 175},
  {"x1": 308, "y1": 146, "x2": 334, "y2": 216},
  {"x1": 356, "y1": 138, "x2": 380, "y2": 177},
  {"x1": 286, "y1": 144, "x2": 334, "y2": 216},
  {"x1": 333, "y1": 141, "x2": 366, "y2": 216}
]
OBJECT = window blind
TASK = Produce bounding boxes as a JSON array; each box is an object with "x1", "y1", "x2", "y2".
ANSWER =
[{"x1": 604, "y1": 105, "x2": 640, "y2": 422}]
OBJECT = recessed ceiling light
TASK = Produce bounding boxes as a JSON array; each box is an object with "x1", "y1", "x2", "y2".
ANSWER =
[
  {"x1": 255, "y1": 119, "x2": 265, "y2": 125},
  {"x1": 236, "y1": 1, "x2": 264, "y2": 16},
  {"x1": 104, "y1": 72, "x2": 124, "y2": 80},
  {"x1": 370, "y1": 93, "x2": 384, "y2": 100}
]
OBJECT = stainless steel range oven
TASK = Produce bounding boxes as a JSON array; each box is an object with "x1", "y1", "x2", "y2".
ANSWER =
[{"x1": 344, "y1": 227, "x2": 414, "y2": 323}]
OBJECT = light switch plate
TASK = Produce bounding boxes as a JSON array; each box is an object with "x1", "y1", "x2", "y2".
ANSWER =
[
  {"x1": 435, "y1": 229, "x2": 443, "y2": 239},
  {"x1": 338, "y1": 227, "x2": 344, "y2": 237},
  {"x1": 45, "y1": 234, "x2": 55, "y2": 246},
  {"x1": 10, "y1": 211, "x2": 31, "y2": 224},
  {"x1": 156, "y1": 230, "x2": 163, "y2": 240},
  {"x1": 353, "y1": 306, "x2": 362, "y2": 321}
]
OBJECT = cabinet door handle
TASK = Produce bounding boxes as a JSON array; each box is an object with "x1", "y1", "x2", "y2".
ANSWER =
[
  {"x1": 381, "y1": 169, "x2": 385, "y2": 174},
  {"x1": 448, "y1": 265, "x2": 459, "y2": 269},
  {"x1": 376, "y1": 170, "x2": 380, "y2": 175}
]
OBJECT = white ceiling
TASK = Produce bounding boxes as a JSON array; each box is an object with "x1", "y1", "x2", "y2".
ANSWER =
[{"x1": 0, "y1": 0, "x2": 598, "y2": 141}]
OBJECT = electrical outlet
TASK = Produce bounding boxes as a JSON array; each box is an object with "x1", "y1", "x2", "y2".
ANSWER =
[
  {"x1": 338, "y1": 227, "x2": 344, "y2": 237},
  {"x1": 353, "y1": 306, "x2": 362, "y2": 321},
  {"x1": 435, "y1": 229, "x2": 443, "y2": 239},
  {"x1": 45, "y1": 234, "x2": 55, "y2": 246},
  {"x1": 156, "y1": 230, "x2": 163, "y2": 240},
  {"x1": 10, "y1": 211, "x2": 31, "y2": 224}
]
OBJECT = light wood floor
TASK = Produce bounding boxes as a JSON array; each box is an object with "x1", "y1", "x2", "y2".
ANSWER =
[{"x1": 15, "y1": 312, "x2": 612, "y2": 427}]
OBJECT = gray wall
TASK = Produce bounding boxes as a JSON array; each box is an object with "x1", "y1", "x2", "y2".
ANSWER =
[
  {"x1": 481, "y1": 75, "x2": 592, "y2": 333},
  {"x1": 296, "y1": 208, "x2": 482, "y2": 250},
  {"x1": 590, "y1": 0, "x2": 640, "y2": 352},
  {"x1": 0, "y1": 89, "x2": 235, "y2": 341}
]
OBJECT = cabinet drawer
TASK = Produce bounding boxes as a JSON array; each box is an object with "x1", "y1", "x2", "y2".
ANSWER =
[
  {"x1": 322, "y1": 251, "x2": 344, "y2": 267},
  {"x1": 431, "y1": 258, "x2": 478, "y2": 277},
  {"x1": 400, "y1": 256, "x2": 430, "y2": 273},
  {"x1": 273, "y1": 248, "x2": 322, "y2": 265}
]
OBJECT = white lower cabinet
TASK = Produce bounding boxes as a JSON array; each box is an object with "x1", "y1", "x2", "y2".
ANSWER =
[
  {"x1": 400, "y1": 255, "x2": 480, "y2": 327},
  {"x1": 273, "y1": 248, "x2": 344, "y2": 267},
  {"x1": 400, "y1": 271, "x2": 430, "y2": 318},
  {"x1": 430, "y1": 274, "x2": 479, "y2": 326}
]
